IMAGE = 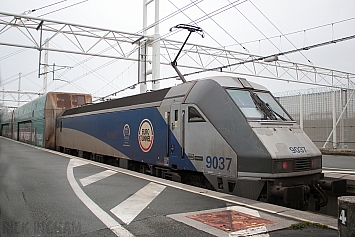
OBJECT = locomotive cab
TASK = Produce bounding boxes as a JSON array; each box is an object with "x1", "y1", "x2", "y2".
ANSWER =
[{"x1": 181, "y1": 76, "x2": 345, "y2": 209}]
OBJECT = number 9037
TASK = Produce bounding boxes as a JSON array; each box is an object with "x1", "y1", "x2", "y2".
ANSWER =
[
  {"x1": 206, "y1": 156, "x2": 232, "y2": 171},
  {"x1": 289, "y1": 146, "x2": 307, "y2": 153}
]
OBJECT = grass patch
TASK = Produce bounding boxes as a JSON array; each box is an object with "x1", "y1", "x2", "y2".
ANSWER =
[{"x1": 289, "y1": 222, "x2": 329, "y2": 229}]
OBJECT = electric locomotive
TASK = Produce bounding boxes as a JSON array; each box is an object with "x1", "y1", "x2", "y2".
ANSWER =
[{"x1": 56, "y1": 76, "x2": 346, "y2": 209}]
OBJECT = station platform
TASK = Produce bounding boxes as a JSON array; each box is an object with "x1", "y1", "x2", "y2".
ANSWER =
[
  {"x1": 67, "y1": 157, "x2": 338, "y2": 237},
  {"x1": 0, "y1": 137, "x2": 339, "y2": 236}
]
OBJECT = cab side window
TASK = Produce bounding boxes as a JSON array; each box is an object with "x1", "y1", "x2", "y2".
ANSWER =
[{"x1": 188, "y1": 107, "x2": 205, "y2": 122}]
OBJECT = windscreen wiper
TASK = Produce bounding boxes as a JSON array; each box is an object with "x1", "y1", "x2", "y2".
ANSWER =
[
  {"x1": 249, "y1": 92, "x2": 287, "y2": 121},
  {"x1": 271, "y1": 107, "x2": 287, "y2": 121}
]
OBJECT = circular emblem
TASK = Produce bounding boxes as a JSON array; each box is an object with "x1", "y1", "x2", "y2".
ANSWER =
[{"x1": 138, "y1": 119, "x2": 154, "y2": 152}]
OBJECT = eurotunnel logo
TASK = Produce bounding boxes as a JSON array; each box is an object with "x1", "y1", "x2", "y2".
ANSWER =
[{"x1": 138, "y1": 119, "x2": 154, "y2": 152}]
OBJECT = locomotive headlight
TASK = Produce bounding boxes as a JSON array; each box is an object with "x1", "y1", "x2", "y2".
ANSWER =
[
  {"x1": 311, "y1": 157, "x2": 322, "y2": 169},
  {"x1": 273, "y1": 160, "x2": 294, "y2": 173}
]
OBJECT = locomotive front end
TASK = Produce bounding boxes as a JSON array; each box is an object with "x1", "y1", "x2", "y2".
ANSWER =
[
  {"x1": 186, "y1": 76, "x2": 347, "y2": 210},
  {"x1": 226, "y1": 78, "x2": 346, "y2": 209}
]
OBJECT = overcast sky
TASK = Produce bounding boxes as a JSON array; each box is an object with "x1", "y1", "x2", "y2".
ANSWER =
[{"x1": 1, "y1": 0, "x2": 355, "y2": 107}]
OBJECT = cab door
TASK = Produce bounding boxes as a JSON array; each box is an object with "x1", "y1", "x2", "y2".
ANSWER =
[{"x1": 169, "y1": 103, "x2": 185, "y2": 167}]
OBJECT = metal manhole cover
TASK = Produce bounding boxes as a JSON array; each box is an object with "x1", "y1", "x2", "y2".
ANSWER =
[{"x1": 187, "y1": 210, "x2": 276, "y2": 232}]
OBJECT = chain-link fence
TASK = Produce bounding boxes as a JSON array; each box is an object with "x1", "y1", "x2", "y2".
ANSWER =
[{"x1": 275, "y1": 88, "x2": 355, "y2": 149}]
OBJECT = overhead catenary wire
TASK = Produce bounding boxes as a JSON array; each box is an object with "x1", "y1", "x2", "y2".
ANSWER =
[
  {"x1": 25, "y1": 1, "x2": 205, "y2": 92},
  {"x1": 0, "y1": 48, "x2": 28, "y2": 61},
  {"x1": 43, "y1": 0, "x2": 259, "y2": 97},
  {"x1": 38, "y1": 1, "x2": 204, "y2": 94},
  {"x1": 48, "y1": 41, "x2": 123, "y2": 92},
  {"x1": 171, "y1": 7, "x2": 251, "y2": 78},
  {"x1": 37, "y1": 0, "x2": 88, "y2": 18},
  {"x1": 92, "y1": 62, "x2": 136, "y2": 96},
  {"x1": 249, "y1": 0, "x2": 312, "y2": 64},
  {"x1": 224, "y1": 16, "x2": 355, "y2": 48},
  {"x1": 0, "y1": 1, "x2": 91, "y2": 94},
  {"x1": 22, "y1": 0, "x2": 245, "y2": 91},
  {"x1": 33, "y1": 34, "x2": 134, "y2": 93},
  {"x1": 23, "y1": 74, "x2": 43, "y2": 88},
  {"x1": 136, "y1": 0, "x2": 205, "y2": 35},
  {"x1": 43, "y1": 0, "x2": 206, "y2": 71},
  {"x1": 186, "y1": 34, "x2": 355, "y2": 79},
  {"x1": 51, "y1": 57, "x2": 121, "y2": 92},
  {"x1": 148, "y1": 0, "x2": 248, "y2": 47},
  {"x1": 121, "y1": 0, "x2": 245, "y2": 66},
  {"x1": 9, "y1": 4, "x2": 350, "y2": 92},
  {"x1": 167, "y1": 0, "x2": 228, "y2": 50},
  {"x1": 1, "y1": 69, "x2": 38, "y2": 86},
  {"x1": 3, "y1": 2, "x2": 351, "y2": 102},
  {"x1": 1, "y1": 47, "x2": 96, "y2": 94},
  {"x1": 227, "y1": 0, "x2": 293, "y2": 62},
  {"x1": 160, "y1": 0, "x2": 247, "y2": 43},
  {"x1": 97, "y1": 33, "x2": 355, "y2": 101},
  {"x1": 12, "y1": 0, "x2": 243, "y2": 96},
  {"x1": 189, "y1": 0, "x2": 248, "y2": 52},
  {"x1": 22, "y1": 0, "x2": 68, "y2": 15}
]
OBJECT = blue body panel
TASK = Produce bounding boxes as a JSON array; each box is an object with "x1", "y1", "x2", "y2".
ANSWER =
[{"x1": 62, "y1": 107, "x2": 196, "y2": 171}]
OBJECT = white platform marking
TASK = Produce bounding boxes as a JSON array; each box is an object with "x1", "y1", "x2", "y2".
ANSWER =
[
  {"x1": 73, "y1": 159, "x2": 89, "y2": 168},
  {"x1": 110, "y1": 182, "x2": 166, "y2": 225},
  {"x1": 80, "y1": 170, "x2": 117, "y2": 186},
  {"x1": 67, "y1": 159, "x2": 134, "y2": 237}
]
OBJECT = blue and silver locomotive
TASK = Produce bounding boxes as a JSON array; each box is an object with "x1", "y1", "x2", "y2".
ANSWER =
[{"x1": 56, "y1": 76, "x2": 345, "y2": 209}]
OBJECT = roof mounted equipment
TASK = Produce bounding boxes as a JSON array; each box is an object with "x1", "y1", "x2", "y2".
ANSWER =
[{"x1": 170, "y1": 24, "x2": 204, "y2": 83}]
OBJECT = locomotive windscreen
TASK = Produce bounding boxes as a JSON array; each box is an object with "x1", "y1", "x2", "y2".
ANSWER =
[{"x1": 227, "y1": 89, "x2": 293, "y2": 121}]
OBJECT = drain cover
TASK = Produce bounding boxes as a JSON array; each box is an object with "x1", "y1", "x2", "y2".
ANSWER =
[{"x1": 187, "y1": 210, "x2": 276, "y2": 232}]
